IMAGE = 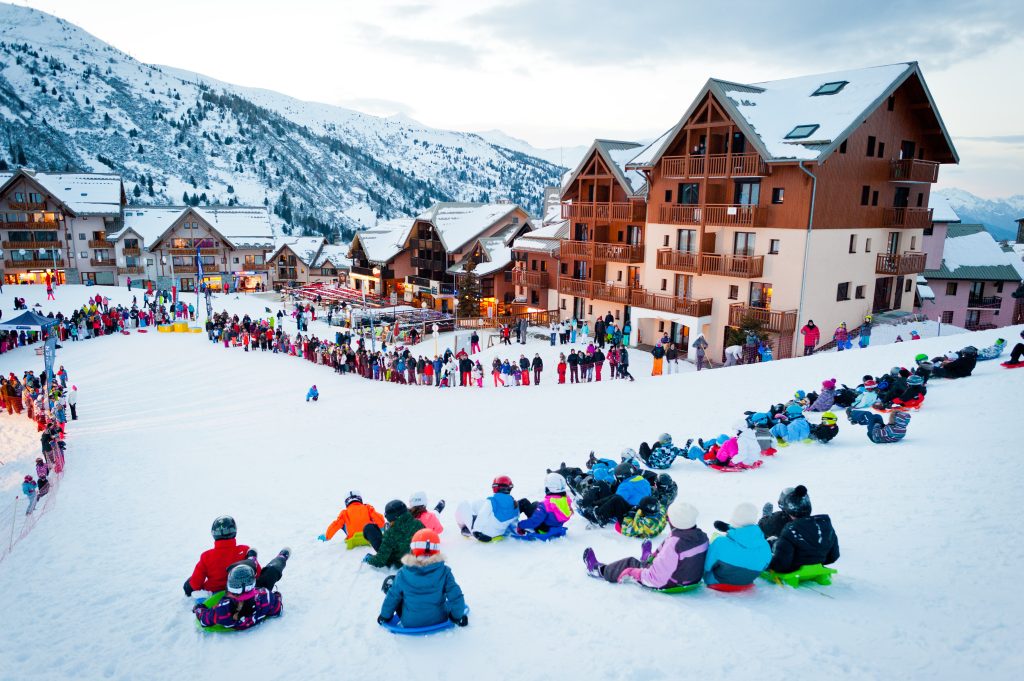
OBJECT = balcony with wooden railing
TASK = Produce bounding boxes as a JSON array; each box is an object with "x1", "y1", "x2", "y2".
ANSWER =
[
  {"x1": 656, "y1": 248, "x2": 700, "y2": 273},
  {"x1": 889, "y1": 159, "x2": 940, "y2": 183},
  {"x1": 6, "y1": 201, "x2": 47, "y2": 211},
  {"x1": 630, "y1": 289, "x2": 713, "y2": 317},
  {"x1": 875, "y1": 251, "x2": 927, "y2": 276},
  {"x1": 122, "y1": 246, "x2": 141, "y2": 256},
  {"x1": 88, "y1": 239, "x2": 113, "y2": 248},
  {"x1": 2, "y1": 239, "x2": 61, "y2": 249},
  {"x1": 701, "y1": 253, "x2": 764, "y2": 278},
  {"x1": 661, "y1": 153, "x2": 766, "y2": 179},
  {"x1": 89, "y1": 258, "x2": 115, "y2": 268},
  {"x1": 245, "y1": 263, "x2": 270, "y2": 272},
  {"x1": 656, "y1": 204, "x2": 767, "y2": 227},
  {"x1": 883, "y1": 207, "x2": 933, "y2": 229},
  {"x1": 1, "y1": 220, "x2": 60, "y2": 230},
  {"x1": 4, "y1": 258, "x2": 64, "y2": 269},
  {"x1": 728, "y1": 303, "x2": 798, "y2": 334},
  {"x1": 557, "y1": 278, "x2": 633, "y2": 305},
  {"x1": 512, "y1": 269, "x2": 550, "y2": 288},
  {"x1": 658, "y1": 204, "x2": 701, "y2": 225},
  {"x1": 560, "y1": 240, "x2": 644, "y2": 263},
  {"x1": 117, "y1": 266, "x2": 145, "y2": 275},
  {"x1": 173, "y1": 265, "x2": 199, "y2": 273},
  {"x1": 967, "y1": 295, "x2": 1002, "y2": 309},
  {"x1": 561, "y1": 201, "x2": 646, "y2": 223},
  {"x1": 168, "y1": 247, "x2": 220, "y2": 256}
]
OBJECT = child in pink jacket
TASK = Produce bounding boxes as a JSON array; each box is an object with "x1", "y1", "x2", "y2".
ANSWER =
[{"x1": 409, "y1": 492, "x2": 445, "y2": 533}]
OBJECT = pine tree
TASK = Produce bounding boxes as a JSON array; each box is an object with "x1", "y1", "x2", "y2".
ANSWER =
[
  {"x1": 182, "y1": 191, "x2": 189, "y2": 204},
  {"x1": 457, "y1": 267, "x2": 482, "y2": 318},
  {"x1": 133, "y1": 184, "x2": 142, "y2": 198},
  {"x1": 16, "y1": 147, "x2": 26, "y2": 165}
]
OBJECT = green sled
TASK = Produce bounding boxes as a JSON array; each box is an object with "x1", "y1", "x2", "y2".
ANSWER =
[
  {"x1": 646, "y1": 583, "x2": 701, "y2": 594},
  {"x1": 195, "y1": 591, "x2": 235, "y2": 633},
  {"x1": 761, "y1": 564, "x2": 837, "y2": 587}
]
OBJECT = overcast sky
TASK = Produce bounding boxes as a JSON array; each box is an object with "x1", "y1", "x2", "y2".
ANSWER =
[{"x1": 16, "y1": 0, "x2": 1024, "y2": 196}]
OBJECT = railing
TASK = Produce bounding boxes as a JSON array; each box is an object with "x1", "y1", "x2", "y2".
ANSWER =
[
  {"x1": 704, "y1": 204, "x2": 767, "y2": 227},
  {"x1": 169, "y1": 247, "x2": 220, "y2": 256},
  {"x1": 658, "y1": 204, "x2": 701, "y2": 225},
  {"x1": 965, "y1": 321, "x2": 998, "y2": 331},
  {"x1": 88, "y1": 239, "x2": 113, "y2": 248},
  {"x1": 411, "y1": 256, "x2": 445, "y2": 270},
  {"x1": 351, "y1": 265, "x2": 394, "y2": 279},
  {"x1": 89, "y1": 258, "x2": 115, "y2": 267},
  {"x1": 728, "y1": 303, "x2": 798, "y2": 334},
  {"x1": 561, "y1": 202, "x2": 646, "y2": 222},
  {"x1": 453, "y1": 309, "x2": 561, "y2": 331},
  {"x1": 890, "y1": 159, "x2": 940, "y2": 183},
  {"x1": 701, "y1": 253, "x2": 764, "y2": 278},
  {"x1": 6, "y1": 201, "x2": 47, "y2": 211},
  {"x1": 657, "y1": 248, "x2": 699, "y2": 273},
  {"x1": 173, "y1": 265, "x2": 199, "y2": 273},
  {"x1": 560, "y1": 240, "x2": 644, "y2": 263},
  {"x1": 4, "y1": 258, "x2": 63, "y2": 269},
  {"x1": 630, "y1": 289, "x2": 713, "y2": 317},
  {"x1": 0, "y1": 220, "x2": 60, "y2": 230},
  {"x1": 883, "y1": 207, "x2": 933, "y2": 229},
  {"x1": 122, "y1": 247, "x2": 141, "y2": 256},
  {"x1": 875, "y1": 251, "x2": 927, "y2": 276},
  {"x1": 512, "y1": 269, "x2": 550, "y2": 288},
  {"x1": 2, "y1": 240, "x2": 61, "y2": 249},
  {"x1": 117, "y1": 266, "x2": 144, "y2": 275},
  {"x1": 967, "y1": 295, "x2": 1002, "y2": 309},
  {"x1": 557, "y1": 278, "x2": 633, "y2": 305},
  {"x1": 661, "y1": 153, "x2": 765, "y2": 179}
]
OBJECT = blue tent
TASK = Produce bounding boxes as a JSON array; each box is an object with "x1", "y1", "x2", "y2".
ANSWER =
[{"x1": 0, "y1": 310, "x2": 59, "y2": 331}]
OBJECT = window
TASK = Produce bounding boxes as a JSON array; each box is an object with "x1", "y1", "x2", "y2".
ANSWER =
[
  {"x1": 861, "y1": 186, "x2": 870, "y2": 206},
  {"x1": 877, "y1": 142, "x2": 885, "y2": 158},
  {"x1": 530, "y1": 259, "x2": 537, "y2": 271},
  {"x1": 663, "y1": 235, "x2": 670, "y2": 247},
  {"x1": 540, "y1": 261, "x2": 546, "y2": 272},
  {"x1": 587, "y1": 305, "x2": 592, "y2": 315},
  {"x1": 728, "y1": 285, "x2": 739, "y2": 300},
  {"x1": 839, "y1": 140, "x2": 847, "y2": 154},
  {"x1": 812, "y1": 80, "x2": 848, "y2": 96},
  {"x1": 661, "y1": 279, "x2": 667, "y2": 291},
  {"x1": 664, "y1": 190, "x2": 672, "y2": 203},
  {"x1": 734, "y1": 181, "x2": 760, "y2": 205},
  {"x1": 923, "y1": 226, "x2": 933, "y2": 236},
  {"x1": 734, "y1": 232, "x2": 755, "y2": 256},
  {"x1": 916, "y1": 193, "x2": 924, "y2": 207},
  {"x1": 679, "y1": 183, "x2": 699, "y2": 205},
  {"x1": 941, "y1": 311, "x2": 953, "y2": 324},
  {"x1": 910, "y1": 236, "x2": 916, "y2": 250},
  {"x1": 887, "y1": 95, "x2": 895, "y2": 111},
  {"x1": 771, "y1": 188, "x2": 785, "y2": 204},
  {"x1": 855, "y1": 285, "x2": 866, "y2": 299},
  {"x1": 865, "y1": 238, "x2": 872, "y2": 253},
  {"x1": 945, "y1": 282, "x2": 958, "y2": 296},
  {"x1": 677, "y1": 229, "x2": 697, "y2": 253},
  {"x1": 905, "y1": 279, "x2": 913, "y2": 293},
  {"x1": 867, "y1": 136, "x2": 876, "y2": 156},
  {"x1": 79, "y1": 233, "x2": 86, "y2": 240},
  {"x1": 617, "y1": 271, "x2": 622, "y2": 281},
  {"x1": 785, "y1": 124, "x2": 820, "y2": 140},
  {"x1": 996, "y1": 281, "x2": 1004, "y2": 293},
  {"x1": 233, "y1": 257, "x2": 239, "y2": 264},
  {"x1": 871, "y1": 191, "x2": 879, "y2": 207},
  {"x1": 769, "y1": 239, "x2": 780, "y2": 254},
  {"x1": 837, "y1": 282, "x2": 850, "y2": 301},
  {"x1": 560, "y1": 298, "x2": 566, "y2": 310},
  {"x1": 849, "y1": 235, "x2": 858, "y2": 253}
]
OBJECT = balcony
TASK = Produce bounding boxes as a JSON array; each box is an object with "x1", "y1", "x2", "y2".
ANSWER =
[
  {"x1": 630, "y1": 289, "x2": 713, "y2": 317},
  {"x1": 411, "y1": 256, "x2": 445, "y2": 270},
  {"x1": 560, "y1": 240, "x2": 644, "y2": 263},
  {"x1": 728, "y1": 303, "x2": 798, "y2": 334},
  {"x1": 561, "y1": 202, "x2": 646, "y2": 223},
  {"x1": 1, "y1": 220, "x2": 60, "y2": 230},
  {"x1": 89, "y1": 258, "x2": 115, "y2": 268},
  {"x1": 169, "y1": 247, "x2": 220, "y2": 256},
  {"x1": 656, "y1": 204, "x2": 767, "y2": 227},
  {"x1": 875, "y1": 251, "x2": 927, "y2": 276},
  {"x1": 965, "y1": 321, "x2": 998, "y2": 331},
  {"x1": 117, "y1": 266, "x2": 145, "y2": 275},
  {"x1": 883, "y1": 207, "x2": 933, "y2": 229},
  {"x1": 7, "y1": 201, "x2": 47, "y2": 211},
  {"x1": 967, "y1": 295, "x2": 1002, "y2": 309},
  {"x1": 4, "y1": 258, "x2": 64, "y2": 269},
  {"x1": 657, "y1": 248, "x2": 700, "y2": 273},
  {"x1": 658, "y1": 204, "x2": 702, "y2": 225},
  {"x1": 2, "y1": 239, "x2": 61, "y2": 249},
  {"x1": 351, "y1": 264, "x2": 394, "y2": 279},
  {"x1": 512, "y1": 269, "x2": 550, "y2": 288},
  {"x1": 173, "y1": 265, "x2": 199, "y2": 273},
  {"x1": 890, "y1": 159, "x2": 940, "y2": 183},
  {"x1": 558, "y1": 278, "x2": 633, "y2": 305},
  {"x1": 246, "y1": 263, "x2": 269, "y2": 271},
  {"x1": 88, "y1": 239, "x2": 113, "y2": 248},
  {"x1": 701, "y1": 253, "x2": 764, "y2": 278},
  {"x1": 661, "y1": 153, "x2": 766, "y2": 179},
  {"x1": 123, "y1": 247, "x2": 142, "y2": 256}
]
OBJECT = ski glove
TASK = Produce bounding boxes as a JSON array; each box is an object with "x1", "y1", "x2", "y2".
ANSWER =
[
  {"x1": 713, "y1": 520, "x2": 731, "y2": 533},
  {"x1": 361, "y1": 554, "x2": 373, "y2": 564},
  {"x1": 182, "y1": 579, "x2": 194, "y2": 597},
  {"x1": 317, "y1": 534, "x2": 326, "y2": 542},
  {"x1": 377, "y1": 615, "x2": 391, "y2": 625},
  {"x1": 449, "y1": 613, "x2": 469, "y2": 627}
]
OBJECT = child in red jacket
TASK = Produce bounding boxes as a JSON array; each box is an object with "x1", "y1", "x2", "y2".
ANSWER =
[{"x1": 184, "y1": 516, "x2": 262, "y2": 596}]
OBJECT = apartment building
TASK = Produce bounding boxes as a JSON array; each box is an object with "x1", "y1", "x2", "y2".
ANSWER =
[{"x1": 267, "y1": 237, "x2": 351, "y2": 290}]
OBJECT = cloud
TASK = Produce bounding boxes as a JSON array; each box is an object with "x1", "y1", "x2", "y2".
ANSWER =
[
  {"x1": 956, "y1": 135, "x2": 1024, "y2": 144},
  {"x1": 472, "y1": 0, "x2": 1024, "y2": 71},
  {"x1": 355, "y1": 22, "x2": 483, "y2": 67}
]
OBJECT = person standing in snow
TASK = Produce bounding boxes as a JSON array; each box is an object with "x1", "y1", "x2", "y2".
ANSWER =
[
  {"x1": 833, "y1": 322, "x2": 850, "y2": 351},
  {"x1": 800, "y1": 320, "x2": 820, "y2": 356},
  {"x1": 693, "y1": 335, "x2": 709, "y2": 370},
  {"x1": 858, "y1": 314, "x2": 873, "y2": 348},
  {"x1": 532, "y1": 353, "x2": 543, "y2": 385},
  {"x1": 22, "y1": 475, "x2": 38, "y2": 515}
]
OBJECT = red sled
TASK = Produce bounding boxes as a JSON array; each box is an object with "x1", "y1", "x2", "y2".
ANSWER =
[
  {"x1": 1001, "y1": 361, "x2": 1024, "y2": 369},
  {"x1": 707, "y1": 582, "x2": 754, "y2": 593},
  {"x1": 137, "y1": 329, "x2": 148, "y2": 333},
  {"x1": 760, "y1": 448, "x2": 777, "y2": 457},
  {"x1": 709, "y1": 460, "x2": 763, "y2": 473},
  {"x1": 120, "y1": 330, "x2": 131, "y2": 335}
]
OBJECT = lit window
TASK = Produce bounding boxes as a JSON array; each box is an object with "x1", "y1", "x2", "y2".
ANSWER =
[
  {"x1": 785, "y1": 124, "x2": 820, "y2": 140},
  {"x1": 812, "y1": 81, "x2": 848, "y2": 96}
]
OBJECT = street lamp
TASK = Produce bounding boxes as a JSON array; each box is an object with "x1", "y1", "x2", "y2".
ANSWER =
[
  {"x1": 421, "y1": 301, "x2": 428, "y2": 340},
  {"x1": 368, "y1": 266, "x2": 381, "y2": 353},
  {"x1": 452, "y1": 297, "x2": 459, "y2": 354}
]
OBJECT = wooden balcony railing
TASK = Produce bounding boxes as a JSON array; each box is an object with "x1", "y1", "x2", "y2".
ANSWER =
[
  {"x1": 4, "y1": 258, "x2": 63, "y2": 269},
  {"x1": 1, "y1": 220, "x2": 60, "y2": 230},
  {"x1": 875, "y1": 251, "x2": 927, "y2": 276},
  {"x1": 964, "y1": 321, "x2": 998, "y2": 331},
  {"x1": 351, "y1": 265, "x2": 394, "y2": 279},
  {"x1": 557, "y1": 278, "x2": 633, "y2": 305},
  {"x1": 661, "y1": 153, "x2": 766, "y2": 179},
  {"x1": 701, "y1": 253, "x2": 765, "y2": 278},
  {"x1": 967, "y1": 295, "x2": 1002, "y2": 309},
  {"x1": 117, "y1": 266, "x2": 145, "y2": 275},
  {"x1": 883, "y1": 207, "x2": 933, "y2": 229},
  {"x1": 512, "y1": 270, "x2": 550, "y2": 288},
  {"x1": 630, "y1": 289, "x2": 713, "y2": 317},
  {"x1": 2, "y1": 240, "x2": 61, "y2": 249},
  {"x1": 560, "y1": 240, "x2": 644, "y2": 263},
  {"x1": 245, "y1": 263, "x2": 270, "y2": 272},
  {"x1": 890, "y1": 159, "x2": 940, "y2": 183},
  {"x1": 173, "y1": 265, "x2": 199, "y2": 273},
  {"x1": 168, "y1": 247, "x2": 220, "y2": 256},
  {"x1": 704, "y1": 204, "x2": 767, "y2": 227},
  {"x1": 89, "y1": 258, "x2": 115, "y2": 267},
  {"x1": 7, "y1": 201, "x2": 47, "y2": 211},
  {"x1": 88, "y1": 239, "x2": 113, "y2": 248},
  {"x1": 658, "y1": 204, "x2": 702, "y2": 225},
  {"x1": 561, "y1": 201, "x2": 646, "y2": 222},
  {"x1": 728, "y1": 303, "x2": 798, "y2": 334},
  {"x1": 122, "y1": 247, "x2": 142, "y2": 256},
  {"x1": 656, "y1": 248, "x2": 700, "y2": 273}
]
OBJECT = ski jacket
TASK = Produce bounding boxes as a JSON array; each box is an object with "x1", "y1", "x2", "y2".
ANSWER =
[
  {"x1": 809, "y1": 422, "x2": 839, "y2": 443},
  {"x1": 800, "y1": 325, "x2": 820, "y2": 347},
  {"x1": 806, "y1": 388, "x2": 836, "y2": 412},
  {"x1": 769, "y1": 514, "x2": 840, "y2": 574},
  {"x1": 615, "y1": 475, "x2": 653, "y2": 507},
  {"x1": 413, "y1": 509, "x2": 444, "y2": 534},
  {"x1": 325, "y1": 501, "x2": 386, "y2": 541},
  {"x1": 618, "y1": 507, "x2": 667, "y2": 539},
  {"x1": 22, "y1": 479, "x2": 37, "y2": 496},
  {"x1": 380, "y1": 554, "x2": 467, "y2": 628},
  {"x1": 867, "y1": 411, "x2": 911, "y2": 444},
  {"x1": 188, "y1": 538, "x2": 261, "y2": 593},
  {"x1": 642, "y1": 442, "x2": 684, "y2": 470},
  {"x1": 194, "y1": 589, "x2": 282, "y2": 630},
  {"x1": 306, "y1": 387, "x2": 318, "y2": 400},
  {"x1": 621, "y1": 526, "x2": 709, "y2": 589},
  {"x1": 703, "y1": 524, "x2": 772, "y2": 585},
  {"x1": 467, "y1": 493, "x2": 519, "y2": 538},
  {"x1": 367, "y1": 513, "x2": 424, "y2": 569},
  {"x1": 717, "y1": 430, "x2": 761, "y2": 465},
  {"x1": 590, "y1": 459, "x2": 617, "y2": 484},
  {"x1": 518, "y1": 493, "x2": 573, "y2": 532},
  {"x1": 652, "y1": 345, "x2": 665, "y2": 359},
  {"x1": 850, "y1": 390, "x2": 878, "y2": 410}
]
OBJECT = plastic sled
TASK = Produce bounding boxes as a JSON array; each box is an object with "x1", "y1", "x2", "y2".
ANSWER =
[
  {"x1": 380, "y1": 608, "x2": 469, "y2": 636},
  {"x1": 120, "y1": 330, "x2": 131, "y2": 335},
  {"x1": 1001, "y1": 362, "x2": 1024, "y2": 369},
  {"x1": 645, "y1": 583, "x2": 701, "y2": 594},
  {"x1": 461, "y1": 531, "x2": 505, "y2": 543},
  {"x1": 708, "y1": 460, "x2": 763, "y2": 473},
  {"x1": 760, "y1": 563, "x2": 837, "y2": 587},
  {"x1": 509, "y1": 527, "x2": 567, "y2": 542},
  {"x1": 707, "y1": 582, "x2": 754, "y2": 593},
  {"x1": 194, "y1": 591, "x2": 237, "y2": 633},
  {"x1": 137, "y1": 329, "x2": 148, "y2": 333},
  {"x1": 345, "y1": 533, "x2": 371, "y2": 549}
]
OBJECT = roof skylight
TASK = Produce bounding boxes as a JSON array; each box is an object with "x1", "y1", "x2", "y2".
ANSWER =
[
  {"x1": 784, "y1": 124, "x2": 820, "y2": 140},
  {"x1": 812, "y1": 81, "x2": 848, "y2": 96}
]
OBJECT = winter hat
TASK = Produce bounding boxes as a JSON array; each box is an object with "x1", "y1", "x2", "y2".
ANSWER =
[
  {"x1": 907, "y1": 374, "x2": 924, "y2": 386},
  {"x1": 409, "y1": 491, "x2": 428, "y2": 508},
  {"x1": 384, "y1": 500, "x2": 408, "y2": 522},
  {"x1": 822, "y1": 378, "x2": 836, "y2": 390},
  {"x1": 667, "y1": 500, "x2": 698, "y2": 529},
  {"x1": 24, "y1": 475, "x2": 33, "y2": 482},
  {"x1": 863, "y1": 379, "x2": 877, "y2": 390},
  {"x1": 729, "y1": 502, "x2": 760, "y2": 528},
  {"x1": 658, "y1": 433, "x2": 672, "y2": 445},
  {"x1": 945, "y1": 351, "x2": 958, "y2": 361},
  {"x1": 780, "y1": 485, "x2": 812, "y2": 518}
]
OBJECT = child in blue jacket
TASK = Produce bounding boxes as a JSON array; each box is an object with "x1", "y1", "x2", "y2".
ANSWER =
[
  {"x1": 378, "y1": 529, "x2": 468, "y2": 629},
  {"x1": 704, "y1": 503, "x2": 772, "y2": 586},
  {"x1": 517, "y1": 473, "x2": 574, "y2": 537},
  {"x1": 306, "y1": 385, "x2": 318, "y2": 402}
]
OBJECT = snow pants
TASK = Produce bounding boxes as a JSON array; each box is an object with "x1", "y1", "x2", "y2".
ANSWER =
[
  {"x1": 25, "y1": 491, "x2": 37, "y2": 515},
  {"x1": 651, "y1": 357, "x2": 663, "y2": 376},
  {"x1": 599, "y1": 556, "x2": 643, "y2": 583}
]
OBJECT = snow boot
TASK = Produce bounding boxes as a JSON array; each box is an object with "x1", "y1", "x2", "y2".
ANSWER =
[
  {"x1": 583, "y1": 548, "x2": 603, "y2": 578},
  {"x1": 246, "y1": 548, "x2": 258, "y2": 560},
  {"x1": 472, "y1": 531, "x2": 494, "y2": 543},
  {"x1": 460, "y1": 526, "x2": 472, "y2": 538},
  {"x1": 684, "y1": 438, "x2": 693, "y2": 451},
  {"x1": 278, "y1": 547, "x2": 291, "y2": 561},
  {"x1": 640, "y1": 540, "x2": 653, "y2": 564},
  {"x1": 381, "y1": 575, "x2": 395, "y2": 594}
]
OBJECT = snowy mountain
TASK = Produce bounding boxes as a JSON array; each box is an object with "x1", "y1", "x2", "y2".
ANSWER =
[
  {"x1": 0, "y1": 4, "x2": 564, "y2": 242},
  {"x1": 474, "y1": 129, "x2": 588, "y2": 169},
  {"x1": 934, "y1": 188, "x2": 1024, "y2": 241}
]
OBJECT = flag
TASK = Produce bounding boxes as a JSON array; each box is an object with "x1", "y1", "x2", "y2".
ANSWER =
[{"x1": 196, "y1": 246, "x2": 204, "y2": 283}]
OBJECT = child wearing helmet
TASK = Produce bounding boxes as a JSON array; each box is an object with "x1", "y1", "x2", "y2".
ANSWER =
[
  {"x1": 306, "y1": 385, "x2": 318, "y2": 402},
  {"x1": 377, "y1": 529, "x2": 468, "y2": 629},
  {"x1": 408, "y1": 492, "x2": 445, "y2": 534},
  {"x1": 617, "y1": 496, "x2": 667, "y2": 539},
  {"x1": 637, "y1": 434, "x2": 686, "y2": 469},
  {"x1": 318, "y1": 491, "x2": 386, "y2": 549},
  {"x1": 185, "y1": 516, "x2": 261, "y2": 596},
  {"x1": 454, "y1": 476, "x2": 519, "y2": 542},
  {"x1": 364, "y1": 501, "x2": 424, "y2": 568},
  {"x1": 704, "y1": 503, "x2": 772, "y2": 586},
  {"x1": 516, "y1": 473, "x2": 573, "y2": 538},
  {"x1": 652, "y1": 473, "x2": 678, "y2": 509},
  {"x1": 767, "y1": 486, "x2": 840, "y2": 573},
  {"x1": 583, "y1": 500, "x2": 708, "y2": 589},
  {"x1": 22, "y1": 475, "x2": 38, "y2": 515},
  {"x1": 977, "y1": 338, "x2": 1007, "y2": 361},
  {"x1": 809, "y1": 412, "x2": 840, "y2": 443},
  {"x1": 769, "y1": 403, "x2": 812, "y2": 446},
  {"x1": 193, "y1": 562, "x2": 284, "y2": 631},
  {"x1": 891, "y1": 374, "x2": 927, "y2": 410},
  {"x1": 589, "y1": 463, "x2": 653, "y2": 526}
]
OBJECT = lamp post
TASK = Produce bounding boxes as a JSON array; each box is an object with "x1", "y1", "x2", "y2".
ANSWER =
[
  {"x1": 432, "y1": 322, "x2": 439, "y2": 356},
  {"x1": 421, "y1": 301, "x2": 428, "y2": 340},
  {"x1": 453, "y1": 297, "x2": 459, "y2": 354},
  {"x1": 368, "y1": 266, "x2": 381, "y2": 352},
  {"x1": 39, "y1": 247, "x2": 56, "y2": 282}
]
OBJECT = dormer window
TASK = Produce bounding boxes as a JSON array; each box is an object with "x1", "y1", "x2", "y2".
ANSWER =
[
  {"x1": 784, "y1": 124, "x2": 820, "y2": 140},
  {"x1": 812, "y1": 81, "x2": 848, "y2": 96}
]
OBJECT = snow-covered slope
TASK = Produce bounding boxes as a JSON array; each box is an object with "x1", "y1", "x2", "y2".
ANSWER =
[
  {"x1": 0, "y1": 4, "x2": 563, "y2": 241},
  {"x1": 0, "y1": 283, "x2": 1021, "y2": 680},
  {"x1": 474, "y1": 129, "x2": 588, "y2": 169},
  {"x1": 934, "y1": 188, "x2": 1024, "y2": 240}
]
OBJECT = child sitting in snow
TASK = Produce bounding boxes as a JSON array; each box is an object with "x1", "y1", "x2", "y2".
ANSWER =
[
  {"x1": 652, "y1": 473, "x2": 678, "y2": 509},
  {"x1": 583, "y1": 501, "x2": 708, "y2": 589},
  {"x1": 377, "y1": 529, "x2": 468, "y2": 629},
  {"x1": 704, "y1": 503, "x2": 772, "y2": 587},
  {"x1": 516, "y1": 473, "x2": 573, "y2": 537},
  {"x1": 408, "y1": 492, "x2": 445, "y2": 534},
  {"x1": 455, "y1": 476, "x2": 519, "y2": 542},
  {"x1": 770, "y1": 403, "x2": 811, "y2": 446},
  {"x1": 849, "y1": 378, "x2": 879, "y2": 409},
  {"x1": 306, "y1": 385, "x2": 319, "y2": 402},
  {"x1": 766, "y1": 486, "x2": 840, "y2": 574},
  {"x1": 808, "y1": 412, "x2": 840, "y2": 443},
  {"x1": 707, "y1": 423, "x2": 762, "y2": 467},
  {"x1": 318, "y1": 491, "x2": 386, "y2": 549},
  {"x1": 364, "y1": 501, "x2": 424, "y2": 568},
  {"x1": 805, "y1": 378, "x2": 837, "y2": 412},
  {"x1": 846, "y1": 408, "x2": 911, "y2": 444},
  {"x1": 890, "y1": 374, "x2": 926, "y2": 410},
  {"x1": 638, "y1": 433, "x2": 688, "y2": 469},
  {"x1": 617, "y1": 496, "x2": 667, "y2": 539},
  {"x1": 193, "y1": 562, "x2": 284, "y2": 631}
]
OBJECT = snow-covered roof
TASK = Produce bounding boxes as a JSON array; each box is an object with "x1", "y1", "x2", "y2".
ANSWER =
[
  {"x1": 352, "y1": 218, "x2": 415, "y2": 264},
  {"x1": 119, "y1": 206, "x2": 274, "y2": 249},
  {"x1": 916, "y1": 275, "x2": 935, "y2": 301},
  {"x1": 116, "y1": 207, "x2": 183, "y2": 247},
  {"x1": 561, "y1": 140, "x2": 647, "y2": 198},
  {"x1": 447, "y1": 236, "x2": 514, "y2": 278},
  {"x1": 0, "y1": 170, "x2": 124, "y2": 216},
  {"x1": 928, "y1": 193, "x2": 961, "y2": 224},
  {"x1": 512, "y1": 220, "x2": 567, "y2": 253},
  {"x1": 415, "y1": 202, "x2": 523, "y2": 252},
  {"x1": 270, "y1": 236, "x2": 326, "y2": 266},
  {"x1": 312, "y1": 244, "x2": 351, "y2": 270},
  {"x1": 923, "y1": 224, "x2": 1024, "y2": 282}
]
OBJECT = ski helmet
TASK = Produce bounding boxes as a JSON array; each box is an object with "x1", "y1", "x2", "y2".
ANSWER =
[
  {"x1": 492, "y1": 475, "x2": 513, "y2": 494},
  {"x1": 780, "y1": 485, "x2": 812, "y2": 518},
  {"x1": 821, "y1": 412, "x2": 838, "y2": 423},
  {"x1": 544, "y1": 472, "x2": 567, "y2": 494},
  {"x1": 638, "y1": 496, "x2": 660, "y2": 517},
  {"x1": 729, "y1": 502, "x2": 759, "y2": 528},
  {"x1": 996, "y1": 338, "x2": 1006, "y2": 346},
  {"x1": 656, "y1": 473, "x2": 674, "y2": 488},
  {"x1": 409, "y1": 491, "x2": 428, "y2": 508},
  {"x1": 621, "y1": 447, "x2": 637, "y2": 461},
  {"x1": 667, "y1": 500, "x2": 698, "y2": 529},
  {"x1": 24, "y1": 475, "x2": 32, "y2": 482},
  {"x1": 344, "y1": 491, "x2": 362, "y2": 506},
  {"x1": 384, "y1": 500, "x2": 408, "y2": 522},
  {"x1": 614, "y1": 462, "x2": 637, "y2": 480},
  {"x1": 889, "y1": 367, "x2": 901, "y2": 376},
  {"x1": 907, "y1": 374, "x2": 924, "y2": 386},
  {"x1": 226, "y1": 563, "x2": 256, "y2": 595},
  {"x1": 786, "y1": 403, "x2": 804, "y2": 418},
  {"x1": 914, "y1": 353, "x2": 928, "y2": 364},
  {"x1": 211, "y1": 515, "x2": 237, "y2": 540},
  {"x1": 794, "y1": 390, "x2": 806, "y2": 400},
  {"x1": 657, "y1": 433, "x2": 672, "y2": 445},
  {"x1": 410, "y1": 528, "x2": 441, "y2": 557}
]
